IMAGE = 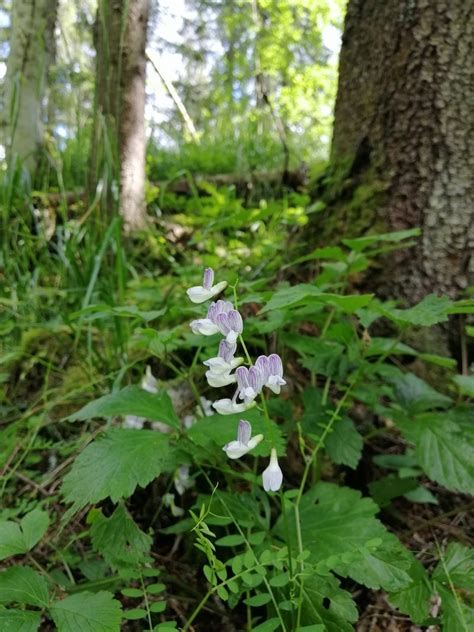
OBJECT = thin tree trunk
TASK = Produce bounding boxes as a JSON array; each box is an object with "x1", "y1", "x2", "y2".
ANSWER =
[
  {"x1": 90, "y1": 0, "x2": 150, "y2": 232},
  {"x1": 329, "y1": 0, "x2": 474, "y2": 303},
  {"x1": 4, "y1": 0, "x2": 58, "y2": 174}
]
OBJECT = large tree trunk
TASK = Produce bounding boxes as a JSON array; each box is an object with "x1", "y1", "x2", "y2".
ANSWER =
[
  {"x1": 4, "y1": 0, "x2": 58, "y2": 174},
  {"x1": 91, "y1": 0, "x2": 150, "y2": 232},
  {"x1": 330, "y1": 0, "x2": 474, "y2": 303}
]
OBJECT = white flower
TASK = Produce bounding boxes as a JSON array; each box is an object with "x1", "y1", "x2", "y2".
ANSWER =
[
  {"x1": 204, "y1": 341, "x2": 243, "y2": 388},
  {"x1": 187, "y1": 268, "x2": 227, "y2": 304},
  {"x1": 163, "y1": 493, "x2": 184, "y2": 517},
  {"x1": 141, "y1": 365, "x2": 158, "y2": 393},
  {"x1": 174, "y1": 466, "x2": 194, "y2": 495},
  {"x1": 212, "y1": 398, "x2": 256, "y2": 415},
  {"x1": 223, "y1": 420, "x2": 263, "y2": 459},
  {"x1": 256, "y1": 354, "x2": 286, "y2": 395},
  {"x1": 262, "y1": 448, "x2": 283, "y2": 492},
  {"x1": 190, "y1": 300, "x2": 233, "y2": 336},
  {"x1": 123, "y1": 415, "x2": 145, "y2": 429},
  {"x1": 199, "y1": 397, "x2": 214, "y2": 417}
]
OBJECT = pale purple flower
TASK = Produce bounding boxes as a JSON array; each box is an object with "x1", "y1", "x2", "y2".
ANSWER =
[
  {"x1": 215, "y1": 309, "x2": 243, "y2": 344},
  {"x1": 174, "y1": 466, "x2": 194, "y2": 495},
  {"x1": 256, "y1": 354, "x2": 286, "y2": 394},
  {"x1": 223, "y1": 420, "x2": 263, "y2": 459},
  {"x1": 190, "y1": 300, "x2": 233, "y2": 336},
  {"x1": 204, "y1": 341, "x2": 243, "y2": 387},
  {"x1": 236, "y1": 365, "x2": 264, "y2": 404},
  {"x1": 187, "y1": 268, "x2": 228, "y2": 304},
  {"x1": 262, "y1": 448, "x2": 283, "y2": 492}
]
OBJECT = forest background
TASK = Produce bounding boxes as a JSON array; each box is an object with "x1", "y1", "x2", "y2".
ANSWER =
[{"x1": 1, "y1": 1, "x2": 474, "y2": 631}]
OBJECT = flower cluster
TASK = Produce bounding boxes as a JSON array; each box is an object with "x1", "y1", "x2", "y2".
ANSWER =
[{"x1": 187, "y1": 268, "x2": 286, "y2": 492}]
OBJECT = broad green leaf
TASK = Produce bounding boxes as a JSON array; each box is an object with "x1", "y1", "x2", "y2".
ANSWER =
[
  {"x1": 342, "y1": 228, "x2": 421, "y2": 251},
  {"x1": 0, "y1": 509, "x2": 49, "y2": 561},
  {"x1": 260, "y1": 284, "x2": 322, "y2": 313},
  {"x1": 397, "y1": 412, "x2": 474, "y2": 494},
  {"x1": 369, "y1": 475, "x2": 419, "y2": 507},
  {"x1": 300, "y1": 340, "x2": 348, "y2": 379},
  {"x1": 0, "y1": 567, "x2": 49, "y2": 607},
  {"x1": 243, "y1": 593, "x2": 272, "y2": 606},
  {"x1": 68, "y1": 386, "x2": 179, "y2": 428},
  {"x1": 300, "y1": 573, "x2": 358, "y2": 632},
  {"x1": 436, "y1": 584, "x2": 474, "y2": 632},
  {"x1": 389, "y1": 561, "x2": 432, "y2": 624},
  {"x1": 62, "y1": 429, "x2": 179, "y2": 513},
  {"x1": 378, "y1": 294, "x2": 452, "y2": 327},
  {"x1": 0, "y1": 609, "x2": 41, "y2": 632},
  {"x1": 448, "y1": 298, "x2": 474, "y2": 315},
  {"x1": 432, "y1": 542, "x2": 474, "y2": 592},
  {"x1": 403, "y1": 485, "x2": 438, "y2": 505},
  {"x1": 392, "y1": 373, "x2": 452, "y2": 414},
  {"x1": 324, "y1": 417, "x2": 363, "y2": 469},
  {"x1": 365, "y1": 338, "x2": 417, "y2": 358},
  {"x1": 186, "y1": 409, "x2": 285, "y2": 457},
  {"x1": 275, "y1": 483, "x2": 414, "y2": 592},
  {"x1": 50, "y1": 591, "x2": 122, "y2": 632},
  {"x1": 453, "y1": 375, "x2": 474, "y2": 398},
  {"x1": 89, "y1": 505, "x2": 152, "y2": 570}
]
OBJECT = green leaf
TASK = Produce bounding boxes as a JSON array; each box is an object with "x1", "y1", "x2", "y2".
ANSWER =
[
  {"x1": 324, "y1": 417, "x2": 363, "y2": 469},
  {"x1": 0, "y1": 509, "x2": 49, "y2": 561},
  {"x1": 243, "y1": 593, "x2": 272, "y2": 606},
  {"x1": 435, "y1": 584, "x2": 474, "y2": 632},
  {"x1": 215, "y1": 534, "x2": 246, "y2": 547},
  {"x1": 378, "y1": 294, "x2": 453, "y2": 327},
  {"x1": 149, "y1": 601, "x2": 166, "y2": 613},
  {"x1": 392, "y1": 373, "x2": 452, "y2": 414},
  {"x1": 275, "y1": 483, "x2": 414, "y2": 592},
  {"x1": 89, "y1": 505, "x2": 152, "y2": 570},
  {"x1": 453, "y1": 375, "x2": 474, "y2": 398},
  {"x1": 70, "y1": 304, "x2": 166, "y2": 322},
  {"x1": 300, "y1": 573, "x2": 358, "y2": 632},
  {"x1": 123, "y1": 608, "x2": 147, "y2": 620},
  {"x1": 147, "y1": 583, "x2": 166, "y2": 595},
  {"x1": 62, "y1": 429, "x2": 179, "y2": 513},
  {"x1": 433, "y1": 544, "x2": 474, "y2": 631},
  {"x1": 0, "y1": 567, "x2": 49, "y2": 607},
  {"x1": 432, "y1": 542, "x2": 474, "y2": 592},
  {"x1": 388, "y1": 561, "x2": 432, "y2": 624},
  {"x1": 369, "y1": 475, "x2": 419, "y2": 507},
  {"x1": 121, "y1": 588, "x2": 143, "y2": 598},
  {"x1": 0, "y1": 609, "x2": 41, "y2": 632},
  {"x1": 50, "y1": 591, "x2": 122, "y2": 631},
  {"x1": 260, "y1": 284, "x2": 322, "y2": 313},
  {"x1": 252, "y1": 618, "x2": 281, "y2": 632},
  {"x1": 68, "y1": 386, "x2": 179, "y2": 428},
  {"x1": 342, "y1": 228, "x2": 421, "y2": 251},
  {"x1": 397, "y1": 412, "x2": 474, "y2": 494}
]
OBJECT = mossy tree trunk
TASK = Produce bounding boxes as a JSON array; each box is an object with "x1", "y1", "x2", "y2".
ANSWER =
[
  {"x1": 4, "y1": 0, "x2": 58, "y2": 175},
  {"x1": 90, "y1": 0, "x2": 150, "y2": 232},
  {"x1": 330, "y1": 0, "x2": 474, "y2": 303}
]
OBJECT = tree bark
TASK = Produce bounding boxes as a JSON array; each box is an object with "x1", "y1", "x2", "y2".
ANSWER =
[
  {"x1": 330, "y1": 0, "x2": 474, "y2": 303},
  {"x1": 91, "y1": 0, "x2": 150, "y2": 231},
  {"x1": 4, "y1": 0, "x2": 58, "y2": 174}
]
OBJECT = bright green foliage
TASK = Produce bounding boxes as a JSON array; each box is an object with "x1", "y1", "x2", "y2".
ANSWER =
[
  {"x1": 0, "y1": 567, "x2": 49, "y2": 607},
  {"x1": 0, "y1": 510, "x2": 49, "y2": 561},
  {"x1": 68, "y1": 386, "x2": 180, "y2": 428},
  {"x1": 49, "y1": 592, "x2": 122, "y2": 632},
  {"x1": 89, "y1": 504, "x2": 152, "y2": 571},
  {"x1": 300, "y1": 574, "x2": 358, "y2": 631},
  {"x1": 324, "y1": 417, "x2": 363, "y2": 469},
  {"x1": 0, "y1": 609, "x2": 42, "y2": 632},
  {"x1": 453, "y1": 374, "x2": 474, "y2": 398},
  {"x1": 61, "y1": 430, "x2": 179, "y2": 513},
  {"x1": 433, "y1": 543, "x2": 474, "y2": 631},
  {"x1": 388, "y1": 561, "x2": 432, "y2": 624},
  {"x1": 398, "y1": 412, "x2": 474, "y2": 494}
]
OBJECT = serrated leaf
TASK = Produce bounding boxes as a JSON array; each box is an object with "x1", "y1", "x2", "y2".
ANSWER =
[
  {"x1": 68, "y1": 386, "x2": 179, "y2": 428},
  {"x1": 50, "y1": 591, "x2": 122, "y2": 631},
  {"x1": 369, "y1": 475, "x2": 419, "y2": 507},
  {"x1": 0, "y1": 509, "x2": 49, "y2": 561},
  {"x1": 275, "y1": 482, "x2": 414, "y2": 592},
  {"x1": 62, "y1": 430, "x2": 179, "y2": 513},
  {"x1": 300, "y1": 573, "x2": 358, "y2": 632},
  {"x1": 324, "y1": 417, "x2": 363, "y2": 469},
  {"x1": 392, "y1": 373, "x2": 452, "y2": 414},
  {"x1": 389, "y1": 561, "x2": 432, "y2": 624},
  {"x1": 397, "y1": 412, "x2": 474, "y2": 494},
  {"x1": 342, "y1": 228, "x2": 421, "y2": 252},
  {"x1": 378, "y1": 294, "x2": 452, "y2": 327},
  {"x1": 432, "y1": 542, "x2": 474, "y2": 591},
  {"x1": 0, "y1": 609, "x2": 41, "y2": 632},
  {"x1": 90, "y1": 505, "x2": 152, "y2": 570},
  {"x1": 0, "y1": 567, "x2": 49, "y2": 607},
  {"x1": 260, "y1": 284, "x2": 322, "y2": 313}
]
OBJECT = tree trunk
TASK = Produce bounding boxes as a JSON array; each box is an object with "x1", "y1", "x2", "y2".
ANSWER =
[
  {"x1": 4, "y1": 0, "x2": 58, "y2": 174},
  {"x1": 91, "y1": 0, "x2": 150, "y2": 232},
  {"x1": 330, "y1": 0, "x2": 474, "y2": 303}
]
